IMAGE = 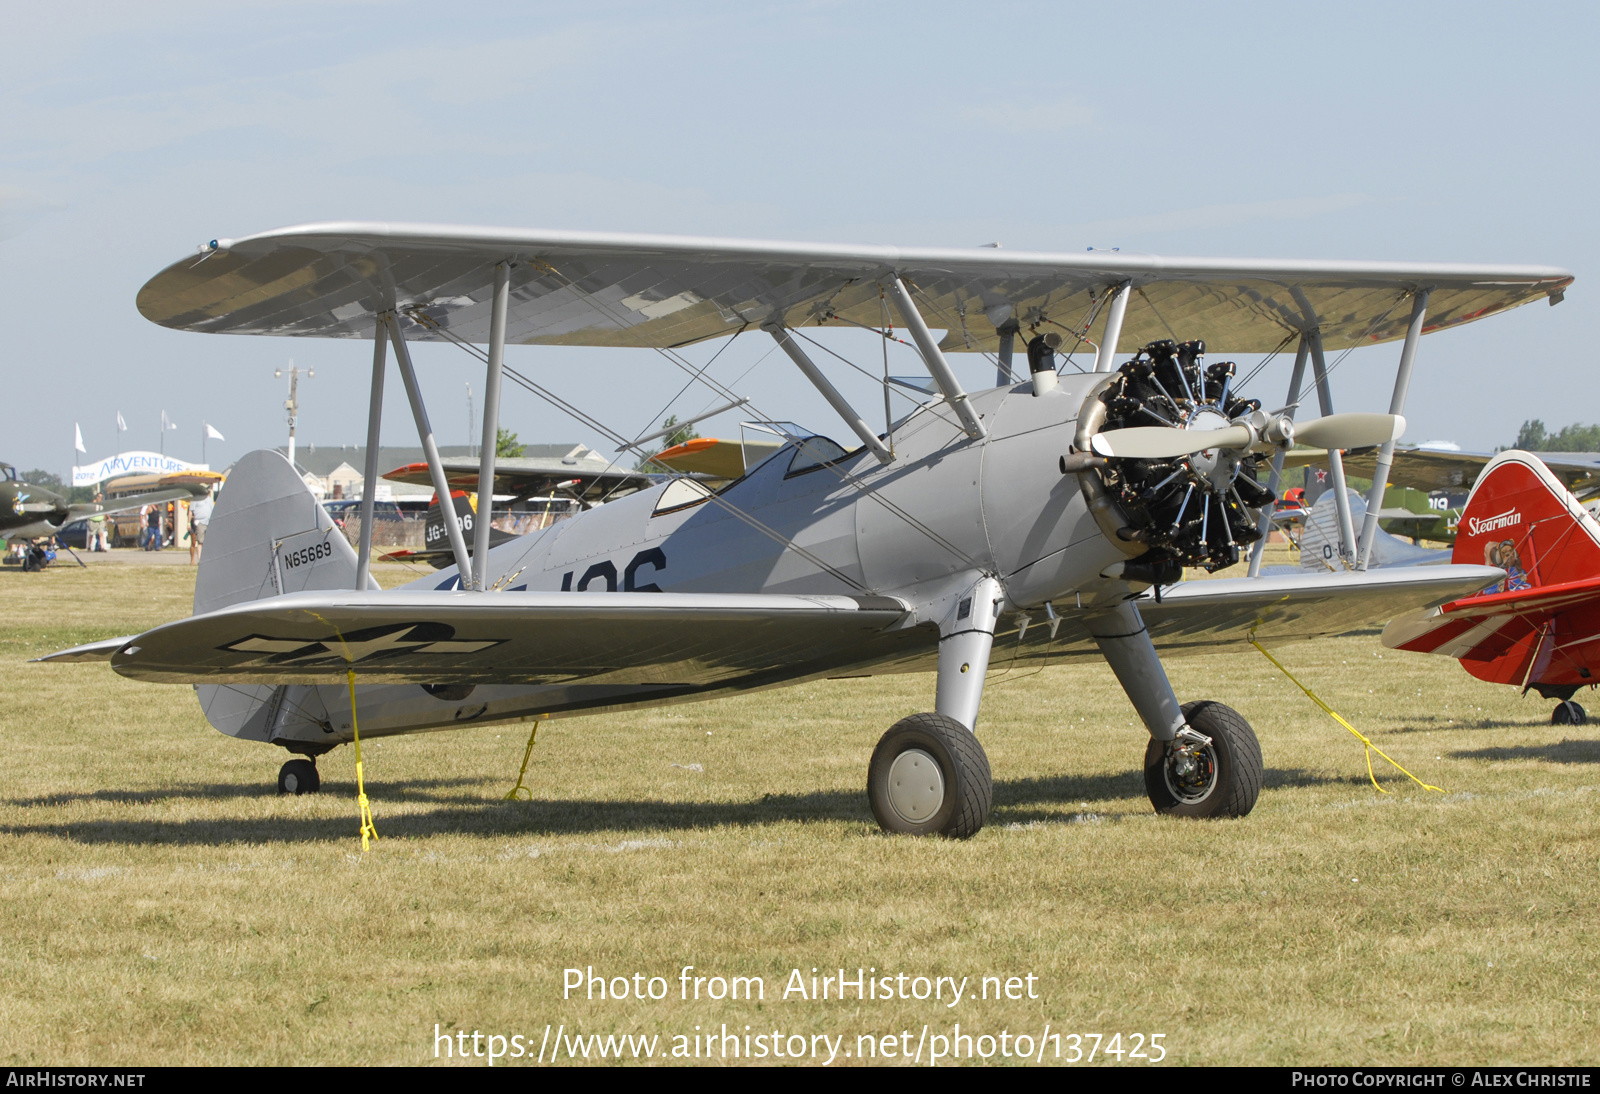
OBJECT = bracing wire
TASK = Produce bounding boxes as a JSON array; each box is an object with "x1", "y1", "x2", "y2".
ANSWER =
[{"x1": 403, "y1": 310, "x2": 871, "y2": 590}]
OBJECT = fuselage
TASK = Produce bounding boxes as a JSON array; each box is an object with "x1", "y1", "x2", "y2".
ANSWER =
[
  {"x1": 407, "y1": 378, "x2": 1125, "y2": 612},
  {"x1": 0, "y1": 480, "x2": 71, "y2": 541},
  {"x1": 250, "y1": 379, "x2": 1145, "y2": 748}
]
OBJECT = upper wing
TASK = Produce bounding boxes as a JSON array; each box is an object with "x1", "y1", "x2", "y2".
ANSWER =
[
  {"x1": 67, "y1": 486, "x2": 205, "y2": 521},
  {"x1": 51, "y1": 590, "x2": 915, "y2": 687},
  {"x1": 383, "y1": 457, "x2": 657, "y2": 502},
  {"x1": 1291, "y1": 447, "x2": 1600, "y2": 499},
  {"x1": 137, "y1": 223, "x2": 1572, "y2": 354}
]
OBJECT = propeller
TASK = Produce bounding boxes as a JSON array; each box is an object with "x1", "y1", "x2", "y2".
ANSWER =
[
  {"x1": 1091, "y1": 425, "x2": 1251, "y2": 460},
  {"x1": 1293, "y1": 412, "x2": 1406, "y2": 450},
  {"x1": 1090, "y1": 412, "x2": 1404, "y2": 461}
]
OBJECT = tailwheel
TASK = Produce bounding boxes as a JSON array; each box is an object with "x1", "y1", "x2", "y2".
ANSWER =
[
  {"x1": 1144, "y1": 700, "x2": 1262, "y2": 818},
  {"x1": 278, "y1": 758, "x2": 321, "y2": 795},
  {"x1": 867, "y1": 712, "x2": 991, "y2": 839},
  {"x1": 1552, "y1": 700, "x2": 1587, "y2": 726}
]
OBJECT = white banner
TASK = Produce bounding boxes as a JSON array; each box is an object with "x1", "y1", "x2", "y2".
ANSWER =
[{"x1": 72, "y1": 451, "x2": 209, "y2": 488}]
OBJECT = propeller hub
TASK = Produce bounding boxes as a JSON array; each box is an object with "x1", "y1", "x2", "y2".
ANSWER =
[{"x1": 1185, "y1": 407, "x2": 1238, "y2": 490}]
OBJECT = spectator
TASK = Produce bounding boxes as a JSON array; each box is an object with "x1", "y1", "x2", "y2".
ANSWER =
[
  {"x1": 88, "y1": 494, "x2": 109, "y2": 552},
  {"x1": 189, "y1": 487, "x2": 214, "y2": 564}
]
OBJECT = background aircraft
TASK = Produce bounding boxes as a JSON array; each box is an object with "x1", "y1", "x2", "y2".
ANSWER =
[
  {"x1": 1384, "y1": 451, "x2": 1600, "y2": 725},
  {"x1": 44, "y1": 225, "x2": 1566, "y2": 838},
  {"x1": 1291, "y1": 489, "x2": 1450, "y2": 574},
  {"x1": 1, "y1": 462, "x2": 204, "y2": 568},
  {"x1": 379, "y1": 455, "x2": 660, "y2": 568},
  {"x1": 1285, "y1": 445, "x2": 1600, "y2": 546}
]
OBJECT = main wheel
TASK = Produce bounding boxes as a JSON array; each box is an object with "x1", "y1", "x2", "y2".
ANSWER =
[
  {"x1": 278, "y1": 758, "x2": 321, "y2": 795},
  {"x1": 1144, "y1": 700, "x2": 1262, "y2": 818},
  {"x1": 868, "y1": 712, "x2": 992, "y2": 839},
  {"x1": 1552, "y1": 700, "x2": 1587, "y2": 726}
]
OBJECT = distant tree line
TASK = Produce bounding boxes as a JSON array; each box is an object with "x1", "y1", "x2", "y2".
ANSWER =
[
  {"x1": 1513, "y1": 421, "x2": 1600, "y2": 452},
  {"x1": 18, "y1": 469, "x2": 96, "y2": 503}
]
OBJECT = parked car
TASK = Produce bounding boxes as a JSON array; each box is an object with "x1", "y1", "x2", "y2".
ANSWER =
[{"x1": 56, "y1": 520, "x2": 90, "y2": 549}]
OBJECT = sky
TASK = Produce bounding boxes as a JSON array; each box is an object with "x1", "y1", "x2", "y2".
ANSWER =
[{"x1": 2, "y1": 0, "x2": 1595, "y2": 476}]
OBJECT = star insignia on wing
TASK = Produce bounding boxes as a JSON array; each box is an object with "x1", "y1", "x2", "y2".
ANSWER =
[{"x1": 221, "y1": 622, "x2": 502, "y2": 665}]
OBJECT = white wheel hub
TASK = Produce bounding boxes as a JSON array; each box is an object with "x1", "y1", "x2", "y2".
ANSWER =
[
  {"x1": 886, "y1": 749, "x2": 945, "y2": 823},
  {"x1": 284, "y1": 772, "x2": 300, "y2": 793}
]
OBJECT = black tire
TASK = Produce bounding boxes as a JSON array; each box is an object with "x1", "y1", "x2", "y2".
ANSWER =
[
  {"x1": 1552, "y1": 700, "x2": 1587, "y2": 726},
  {"x1": 867, "y1": 712, "x2": 992, "y2": 839},
  {"x1": 1143, "y1": 700, "x2": 1262, "y2": 818},
  {"x1": 278, "y1": 758, "x2": 320, "y2": 795}
]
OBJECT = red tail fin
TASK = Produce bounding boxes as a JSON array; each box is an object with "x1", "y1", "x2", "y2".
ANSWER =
[{"x1": 1452, "y1": 451, "x2": 1600, "y2": 592}]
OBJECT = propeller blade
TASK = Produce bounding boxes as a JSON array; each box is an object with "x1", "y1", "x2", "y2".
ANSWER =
[
  {"x1": 1090, "y1": 425, "x2": 1252, "y2": 460},
  {"x1": 1294, "y1": 413, "x2": 1405, "y2": 450}
]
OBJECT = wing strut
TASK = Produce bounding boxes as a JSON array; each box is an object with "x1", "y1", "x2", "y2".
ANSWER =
[
  {"x1": 1308, "y1": 329, "x2": 1358, "y2": 565},
  {"x1": 1357, "y1": 291, "x2": 1430, "y2": 570},
  {"x1": 386, "y1": 313, "x2": 474, "y2": 580},
  {"x1": 472, "y1": 261, "x2": 511, "y2": 592},
  {"x1": 1092, "y1": 282, "x2": 1132, "y2": 373},
  {"x1": 884, "y1": 277, "x2": 987, "y2": 440},
  {"x1": 354, "y1": 318, "x2": 388, "y2": 591},
  {"x1": 764, "y1": 323, "x2": 894, "y2": 464},
  {"x1": 994, "y1": 318, "x2": 1019, "y2": 386},
  {"x1": 1247, "y1": 332, "x2": 1313, "y2": 577}
]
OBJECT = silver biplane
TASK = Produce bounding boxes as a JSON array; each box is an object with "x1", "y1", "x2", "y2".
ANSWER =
[{"x1": 44, "y1": 224, "x2": 1570, "y2": 837}]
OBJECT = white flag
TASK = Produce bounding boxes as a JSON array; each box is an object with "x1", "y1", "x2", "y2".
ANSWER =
[
  {"x1": 205, "y1": 422, "x2": 225, "y2": 441},
  {"x1": 164, "y1": 411, "x2": 177, "y2": 431},
  {"x1": 74, "y1": 423, "x2": 86, "y2": 453},
  {"x1": 116, "y1": 411, "x2": 126, "y2": 431}
]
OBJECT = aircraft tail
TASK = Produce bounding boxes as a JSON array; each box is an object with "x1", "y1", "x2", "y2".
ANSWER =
[
  {"x1": 1383, "y1": 452, "x2": 1600, "y2": 691},
  {"x1": 194, "y1": 450, "x2": 376, "y2": 744},
  {"x1": 1298, "y1": 490, "x2": 1448, "y2": 571},
  {"x1": 1450, "y1": 450, "x2": 1600, "y2": 590},
  {"x1": 405, "y1": 489, "x2": 516, "y2": 570}
]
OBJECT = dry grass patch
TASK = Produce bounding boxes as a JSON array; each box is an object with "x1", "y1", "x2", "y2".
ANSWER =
[{"x1": 0, "y1": 557, "x2": 1595, "y2": 1065}]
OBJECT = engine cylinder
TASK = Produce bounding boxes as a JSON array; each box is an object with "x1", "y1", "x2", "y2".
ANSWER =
[{"x1": 1086, "y1": 340, "x2": 1273, "y2": 572}]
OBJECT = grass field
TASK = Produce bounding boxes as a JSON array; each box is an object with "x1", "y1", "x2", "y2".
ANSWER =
[{"x1": 1, "y1": 554, "x2": 1596, "y2": 1066}]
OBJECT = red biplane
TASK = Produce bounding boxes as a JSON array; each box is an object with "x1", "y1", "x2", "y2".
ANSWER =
[{"x1": 1383, "y1": 451, "x2": 1600, "y2": 724}]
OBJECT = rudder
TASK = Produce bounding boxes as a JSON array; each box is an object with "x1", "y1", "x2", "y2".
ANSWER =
[{"x1": 1452, "y1": 450, "x2": 1600, "y2": 592}]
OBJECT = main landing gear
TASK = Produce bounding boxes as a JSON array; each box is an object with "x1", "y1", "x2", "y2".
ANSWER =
[
  {"x1": 1144, "y1": 700, "x2": 1262, "y2": 818},
  {"x1": 868, "y1": 713, "x2": 992, "y2": 839},
  {"x1": 866, "y1": 581, "x2": 1265, "y2": 838},
  {"x1": 278, "y1": 758, "x2": 321, "y2": 795},
  {"x1": 1090, "y1": 600, "x2": 1262, "y2": 819}
]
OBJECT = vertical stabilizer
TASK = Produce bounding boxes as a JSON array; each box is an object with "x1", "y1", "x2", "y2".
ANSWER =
[
  {"x1": 195, "y1": 450, "x2": 376, "y2": 742},
  {"x1": 1299, "y1": 490, "x2": 1447, "y2": 571},
  {"x1": 1452, "y1": 450, "x2": 1600, "y2": 592}
]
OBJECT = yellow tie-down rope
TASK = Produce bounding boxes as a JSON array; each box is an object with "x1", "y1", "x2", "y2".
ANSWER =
[
  {"x1": 504, "y1": 718, "x2": 546, "y2": 801},
  {"x1": 346, "y1": 668, "x2": 380, "y2": 850},
  {"x1": 1249, "y1": 638, "x2": 1443, "y2": 795}
]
